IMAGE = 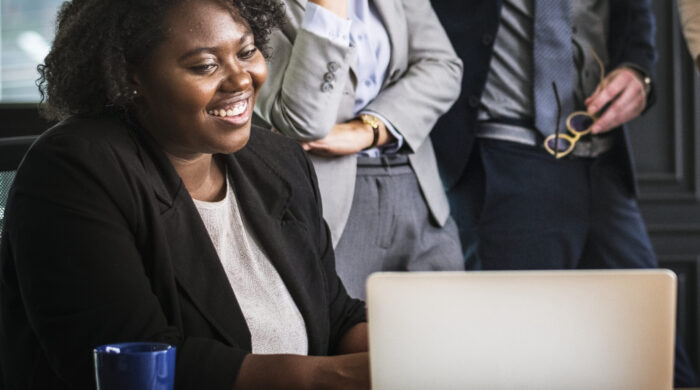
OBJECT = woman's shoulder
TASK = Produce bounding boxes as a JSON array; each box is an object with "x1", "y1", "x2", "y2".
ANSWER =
[
  {"x1": 244, "y1": 125, "x2": 309, "y2": 167},
  {"x1": 38, "y1": 115, "x2": 136, "y2": 148},
  {"x1": 16, "y1": 115, "x2": 143, "y2": 194},
  {"x1": 236, "y1": 125, "x2": 317, "y2": 193},
  {"x1": 27, "y1": 115, "x2": 140, "y2": 168},
  {"x1": 7, "y1": 115, "x2": 147, "y2": 227}
]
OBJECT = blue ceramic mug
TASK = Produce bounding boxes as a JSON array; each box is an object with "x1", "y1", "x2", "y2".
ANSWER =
[{"x1": 93, "y1": 342, "x2": 176, "y2": 390}]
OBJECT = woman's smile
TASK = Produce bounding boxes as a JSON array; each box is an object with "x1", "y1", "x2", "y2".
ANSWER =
[{"x1": 207, "y1": 93, "x2": 252, "y2": 126}]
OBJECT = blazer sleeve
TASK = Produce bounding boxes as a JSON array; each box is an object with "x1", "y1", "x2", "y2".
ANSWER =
[
  {"x1": 256, "y1": 2, "x2": 357, "y2": 140},
  {"x1": 6, "y1": 132, "x2": 244, "y2": 390},
  {"x1": 679, "y1": 0, "x2": 700, "y2": 61},
  {"x1": 609, "y1": 0, "x2": 658, "y2": 108},
  {"x1": 362, "y1": 0, "x2": 463, "y2": 153}
]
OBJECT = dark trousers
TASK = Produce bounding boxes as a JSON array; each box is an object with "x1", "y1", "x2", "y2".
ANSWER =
[{"x1": 447, "y1": 138, "x2": 697, "y2": 386}]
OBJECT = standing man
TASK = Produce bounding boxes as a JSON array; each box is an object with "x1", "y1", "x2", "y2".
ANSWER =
[{"x1": 431, "y1": 0, "x2": 698, "y2": 386}]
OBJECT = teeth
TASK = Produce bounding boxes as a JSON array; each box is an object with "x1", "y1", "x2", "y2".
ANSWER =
[{"x1": 208, "y1": 101, "x2": 247, "y2": 117}]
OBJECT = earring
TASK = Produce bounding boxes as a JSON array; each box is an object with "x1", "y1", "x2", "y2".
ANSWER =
[{"x1": 132, "y1": 89, "x2": 138, "y2": 96}]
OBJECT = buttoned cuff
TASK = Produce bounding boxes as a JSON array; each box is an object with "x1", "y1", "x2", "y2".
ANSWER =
[{"x1": 302, "y1": 3, "x2": 352, "y2": 47}]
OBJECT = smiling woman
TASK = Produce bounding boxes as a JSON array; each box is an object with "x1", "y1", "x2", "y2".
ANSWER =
[
  {"x1": 0, "y1": 1, "x2": 370, "y2": 389},
  {"x1": 127, "y1": 0, "x2": 270, "y2": 201}
]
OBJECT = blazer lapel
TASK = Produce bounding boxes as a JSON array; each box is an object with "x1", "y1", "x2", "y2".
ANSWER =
[
  {"x1": 139, "y1": 126, "x2": 328, "y2": 353},
  {"x1": 135, "y1": 128, "x2": 251, "y2": 349},
  {"x1": 227, "y1": 134, "x2": 328, "y2": 353},
  {"x1": 165, "y1": 189, "x2": 252, "y2": 349}
]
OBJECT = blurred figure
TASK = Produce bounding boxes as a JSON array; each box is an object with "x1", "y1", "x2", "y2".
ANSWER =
[
  {"x1": 255, "y1": 0, "x2": 464, "y2": 299},
  {"x1": 680, "y1": 0, "x2": 700, "y2": 70},
  {"x1": 431, "y1": 0, "x2": 697, "y2": 386}
]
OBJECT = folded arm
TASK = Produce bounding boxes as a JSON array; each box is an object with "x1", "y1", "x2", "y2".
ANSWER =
[{"x1": 256, "y1": 1, "x2": 356, "y2": 141}]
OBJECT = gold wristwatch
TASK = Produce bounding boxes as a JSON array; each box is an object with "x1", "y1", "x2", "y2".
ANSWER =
[{"x1": 360, "y1": 114, "x2": 380, "y2": 149}]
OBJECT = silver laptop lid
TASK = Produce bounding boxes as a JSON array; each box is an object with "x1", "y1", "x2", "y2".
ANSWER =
[{"x1": 367, "y1": 270, "x2": 676, "y2": 390}]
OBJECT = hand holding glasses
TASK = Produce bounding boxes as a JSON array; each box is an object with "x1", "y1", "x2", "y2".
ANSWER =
[{"x1": 544, "y1": 48, "x2": 606, "y2": 159}]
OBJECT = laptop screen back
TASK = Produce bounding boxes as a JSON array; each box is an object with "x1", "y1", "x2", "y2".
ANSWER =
[{"x1": 366, "y1": 270, "x2": 676, "y2": 390}]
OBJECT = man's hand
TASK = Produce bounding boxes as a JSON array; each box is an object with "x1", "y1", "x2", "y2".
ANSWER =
[
  {"x1": 585, "y1": 67, "x2": 648, "y2": 134},
  {"x1": 301, "y1": 120, "x2": 374, "y2": 157}
]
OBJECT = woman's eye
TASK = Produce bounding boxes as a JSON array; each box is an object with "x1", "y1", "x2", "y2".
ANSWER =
[
  {"x1": 191, "y1": 63, "x2": 217, "y2": 73},
  {"x1": 239, "y1": 47, "x2": 258, "y2": 59}
]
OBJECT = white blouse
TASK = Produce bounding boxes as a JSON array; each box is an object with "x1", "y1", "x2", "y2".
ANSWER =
[{"x1": 193, "y1": 176, "x2": 308, "y2": 355}]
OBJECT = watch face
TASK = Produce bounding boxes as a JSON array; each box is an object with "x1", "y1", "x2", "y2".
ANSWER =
[{"x1": 361, "y1": 114, "x2": 380, "y2": 129}]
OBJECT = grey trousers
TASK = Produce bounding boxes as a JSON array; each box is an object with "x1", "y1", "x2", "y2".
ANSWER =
[{"x1": 334, "y1": 156, "x2": 463, "y2": 300}]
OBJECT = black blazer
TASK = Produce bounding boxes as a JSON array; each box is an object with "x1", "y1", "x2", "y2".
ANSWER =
[
  {"x1": 430, "y1": 0, "x2": 658, "y2": 195},
  {"x1": 0, "y1": 116, "x2": 365, "y2": 390}
]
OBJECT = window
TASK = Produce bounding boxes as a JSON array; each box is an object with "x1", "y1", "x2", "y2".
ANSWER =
[{"x1": 1, "y1": 0, "x2": 63, "y2": 102}]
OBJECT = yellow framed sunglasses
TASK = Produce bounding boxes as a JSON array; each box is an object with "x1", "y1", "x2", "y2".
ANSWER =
[{"x1": 543, "y1": 48, "x2": 605, "y2": 159}]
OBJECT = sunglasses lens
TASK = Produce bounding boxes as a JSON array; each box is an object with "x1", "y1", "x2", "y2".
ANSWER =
[
  {"x1": 568, "y1": 114, "x2": 594, "y2": 132},
  {"x1": 546, "y1": 137, "x2": 571, "y2": 153}
]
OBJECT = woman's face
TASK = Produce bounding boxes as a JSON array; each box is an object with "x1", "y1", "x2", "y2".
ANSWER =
[{"x1": 131, "y1": 0, "x2": 267, "y2": 158}]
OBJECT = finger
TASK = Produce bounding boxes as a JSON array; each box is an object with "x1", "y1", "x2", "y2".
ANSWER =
[
  {"x1": 304, "y1": 141, "x2": 327, "y2": 150},
  {"x1": 584, "y1": 84, "x2": 605, "y2": 106},
  {"x1": 307, "y1": 147, "x2": 336, "y2": 157},
  {"x1": 306, "y1": 140, "x2": 342, "y2": 156},
  {"x1": 590, "y1": 85, "x2": 644, "y2": 134},
  {"x1": 586, "y1": 73, "x2": 630, "y2": 115},
  {"x1": 585, "y1": 72, "x2": 617, "y2": 110}
]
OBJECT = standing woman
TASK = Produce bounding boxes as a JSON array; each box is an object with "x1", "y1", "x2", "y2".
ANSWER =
[
  {"x1": 0, "y1": 0, "x2": 370, "y2": 389},
  {"x1": 255, "y1": 0, "x2": 465, "y2": 299}
]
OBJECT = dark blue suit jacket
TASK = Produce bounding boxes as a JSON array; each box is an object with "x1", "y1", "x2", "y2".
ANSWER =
[{"x1": 430, "y1": 0, "x2": 658, "y2": 194}]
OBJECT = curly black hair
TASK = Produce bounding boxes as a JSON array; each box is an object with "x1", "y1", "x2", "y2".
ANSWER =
[{"x1": 37, "y1": 0, "x2": 286, "y2": 121}]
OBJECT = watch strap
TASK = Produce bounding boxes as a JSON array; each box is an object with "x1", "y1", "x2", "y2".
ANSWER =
[{"x1": 360, "y1": 114, "x2": 380, "y2": 149}]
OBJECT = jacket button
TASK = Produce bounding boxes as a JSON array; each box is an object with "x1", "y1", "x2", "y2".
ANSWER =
[
  {"x1": 321, "y1": 82, "x2": 334, "y2": 92},
  {"x1": 323, "y1": 72, "x2": 336, "y2": 82},
  {"x1": 327, "y1": 61, "x2": 341, "y2": 72},
  {"x1": 482, "y1": 33, "x2": 493, "y2": 46}
]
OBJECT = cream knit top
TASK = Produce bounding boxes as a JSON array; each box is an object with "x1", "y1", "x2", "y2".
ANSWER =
[{"x1": 193, "y1": 176, "x2": 308, "y2": 354}]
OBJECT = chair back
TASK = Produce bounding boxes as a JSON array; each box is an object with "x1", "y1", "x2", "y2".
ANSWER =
[{"x1": 0, "y1": 136, "x2": 38, "y2": 237}]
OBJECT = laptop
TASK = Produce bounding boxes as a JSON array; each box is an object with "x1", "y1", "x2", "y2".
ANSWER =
[{"x1": 366, "y1": 270, "x2": 676, "y2": 390}]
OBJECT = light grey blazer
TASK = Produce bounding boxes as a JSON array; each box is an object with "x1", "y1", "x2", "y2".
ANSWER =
[
  {"x1": 255, "y1": 0, "x2": 463, "y2": 246},
  {"x1": 679, "y1": 0, "x2": 700, "y2": 63}
]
